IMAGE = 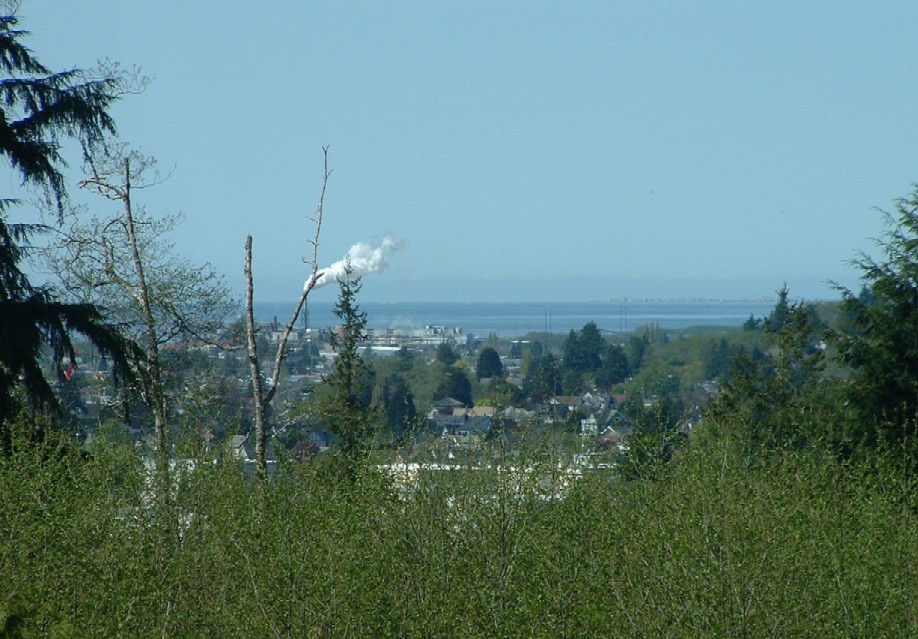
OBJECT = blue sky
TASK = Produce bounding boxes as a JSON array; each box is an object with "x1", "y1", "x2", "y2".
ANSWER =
[{"x1": 12, "y1": 2, "x2": 918, "y2": 303}]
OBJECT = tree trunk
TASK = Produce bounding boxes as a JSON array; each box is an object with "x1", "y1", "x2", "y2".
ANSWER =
[
  {"x1": 122, "y1": 157, "x2": 169, "y2": 472},
  {"x1": 244, "y1": 235, "x2": 268, "y2": 480},
  {"x1": 243, "y1": 147, "x2": 330, "y2": 481}
]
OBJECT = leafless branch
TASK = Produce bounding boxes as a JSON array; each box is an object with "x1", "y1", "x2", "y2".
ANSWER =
[
  {"x1": 246, "y1": 147, "x2": 331, "y2": 478},
  {"x1": 264, "y1": 146, "x2": 330, "y2": 405}
]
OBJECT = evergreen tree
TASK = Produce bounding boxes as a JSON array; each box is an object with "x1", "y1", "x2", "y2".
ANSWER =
[
  {"x1": 562, "y1": 322, "x2": 604, "y2": 374},
  {"x1": 382, "y1": 373, "x2": 417, "y2": 440},
  {"x1": 701, "y1": 337, "x2": 736, "y2": 380},
  {"x1": 476, "y1": 346, "x2": 503, "y2": 380},
  {"x1": 836, "y1": 188, "x2": 918, "y2": 452},
  {"x1": 523, "y1": 352, "x2": 562, "y2": 403},
  {"x1": 711, "y1": 289, "x2": 827, "y2": 451},
  {"x1": 322, "y1": 268, "x2": 374, "y2": 456},
  {"x1": 527, "y1": 340, "x2": 544, "y2": 360},
  {"x1": 764, "y1": 284, "x2": 792, "y2": 333},
  {"x1": 596, "y1": 344, "x2": 631, "y2": 387},
  {"x1": 0, "y1": 14, "x2": 135, "y2": 431},
  {"x1": 434, "y1": 365, "x2": 472, "y2": 407},
  {"x1": 562, "y1": 329, "x2": 580, "y2": 370},
  {"x1": 578, "y1": 321, "x2": 604, "y2": 372},
  {"x1": 436, "y1": 342, "x2": 459, "y2": 366},
  {"x1": 395, "y1": 346, "x2": 415, "y2": 372},
  {"x1": 742, "y1": 314, "x2": 762, "y2": 331},
  {"x1": 625, "y1": 334, "x2": 649, "y2": 373}
]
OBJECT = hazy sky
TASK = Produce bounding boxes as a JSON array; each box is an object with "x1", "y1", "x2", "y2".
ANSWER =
[{"x1": 12, "y1": 2, "x2": 918, "y2": 303}]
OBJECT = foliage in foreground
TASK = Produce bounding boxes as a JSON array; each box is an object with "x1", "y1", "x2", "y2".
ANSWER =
[{"x1": 2, "y1": 420, "x2": 917, "y2": 638}]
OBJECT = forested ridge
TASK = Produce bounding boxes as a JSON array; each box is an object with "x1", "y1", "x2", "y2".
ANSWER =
[{"x1": 3, "y1": 11, "x2": 918, "y2": 637}]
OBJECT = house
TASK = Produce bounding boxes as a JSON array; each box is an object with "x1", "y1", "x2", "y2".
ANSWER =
[
  {"x1": 454, "y1": 406, "x2": 497, "y2": 419},
  {"x1": 580, "y1": 391, "x2": 610, "y2": 413},
  {"x1": 501, "y1": 406, "x2": 535, "y2": 422},
  {"x1": 550, "y1": 396, "x2": 583, "y2": 413},
  {"x1": 428, "y1": 401, "x2": 492, "y2": 443},
  {"x1": 580, "y1": 414, "x2": 598, "y2": 437},
  {"x1": 289, "y1": 440, "x2": 318, "y2": 459},
  {"x1": 605, "y1": 409, "x2": 631, "y2": 430},
  {"x1": 228, "y1": 434, "x2": 249, "y2": 460},
  {"x1": 599, "y1": 426, "x2": 626, "y2": 451},
  {"x1": 227, "y1": 434, "x2": 279, "y2": 463},
  {"x1": 431, "y1": 397, "x2": 467, "y2": 415}
]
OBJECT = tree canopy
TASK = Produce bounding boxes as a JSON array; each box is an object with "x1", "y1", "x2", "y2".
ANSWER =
[
  {"x1": 322, "y1": 270, "x2": 374, "y2": 456},
  {"x1": 0, "y1": 16, "x2": 119, "y2": 210},
  {"x1": 436, "y1": 342, "x2": 459, "y2": 366},
  {"x1": 595, "y1": 344, "x2": 630, "y2": 388},
  {"x1": 434, "y1": 364, "x2": 472, "y2": 407},
  {"x1": 562, "y1": 322, "x2": 604, "y2": 374},
  {"x1": 475, "y1": 346, "x2": 503, "y2": 380},
  {"x1": 836, "y1": 188, "x2": 918, "y2": 450},
  {"x1": 0, "y1": 14, "x2": 134, "y2": 429},
  {"x1": 381, "y1": 373, "x2": 417, "y2": 440}
]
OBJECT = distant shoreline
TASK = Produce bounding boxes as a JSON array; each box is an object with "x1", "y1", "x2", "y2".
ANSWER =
[{"x1": 254, "y1": 299, "x2": 782, "y2": 338}]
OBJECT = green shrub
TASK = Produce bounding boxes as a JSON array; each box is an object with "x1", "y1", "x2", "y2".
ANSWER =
[{"x1": 2, "y1": 419, "x2": 917, "y2": 637}]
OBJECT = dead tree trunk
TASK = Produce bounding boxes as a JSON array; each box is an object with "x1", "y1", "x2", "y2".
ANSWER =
[
  {"x1": 244, "y1": 235, "x2": 268, "y2": 479},
  {"x1": 244, "y1": 147, "x2": 330, "y2": 480}
]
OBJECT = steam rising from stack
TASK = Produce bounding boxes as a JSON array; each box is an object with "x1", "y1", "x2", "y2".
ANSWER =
[{"x1": 307, "y1": 236, "x2": 396, "y2": 291}]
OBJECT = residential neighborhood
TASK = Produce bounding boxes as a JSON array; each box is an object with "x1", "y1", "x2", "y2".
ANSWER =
[{"x1": 55, "y1": 307, "x2": 742, "y2": 474}]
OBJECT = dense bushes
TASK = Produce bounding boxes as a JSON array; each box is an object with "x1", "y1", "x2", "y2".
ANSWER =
[{"x1": 3, "y1": 422, "x2": 917, "y2": 637}]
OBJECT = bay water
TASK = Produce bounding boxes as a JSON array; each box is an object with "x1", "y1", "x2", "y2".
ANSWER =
[{"x1": 256, "y1": 300, "x2": 778, "y2": 338}]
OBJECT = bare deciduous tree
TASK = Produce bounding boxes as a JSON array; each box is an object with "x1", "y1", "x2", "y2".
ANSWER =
[{"x1": 42, "y1": 144, "x2": 234, "y2": 471}]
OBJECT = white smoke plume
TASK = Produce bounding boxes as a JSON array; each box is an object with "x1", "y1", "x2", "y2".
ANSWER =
[{"x1": 307, "y1": 236, "x2": 397, "y2": 291}]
